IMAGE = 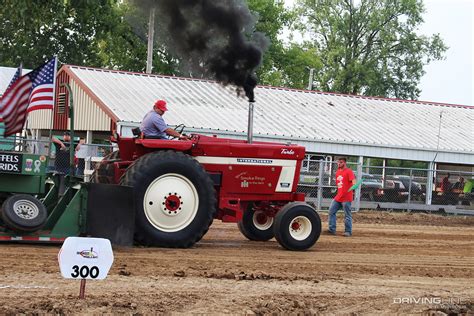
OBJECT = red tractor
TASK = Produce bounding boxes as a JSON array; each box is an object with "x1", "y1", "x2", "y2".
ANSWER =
[{"x1": 94, "y1": 132, "x2": 321, "y2": 251}]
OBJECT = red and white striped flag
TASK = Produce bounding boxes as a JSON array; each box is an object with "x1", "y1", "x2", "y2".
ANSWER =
[
  {"x1": 0, "y1": 57, "x2": 57, "y2": 136},
  {"x1": 0, "y1": 66, "x2": 22, "y2": 123},
  {"x1": 4, "y1": 65, "x2": 22, "y2": 93}
]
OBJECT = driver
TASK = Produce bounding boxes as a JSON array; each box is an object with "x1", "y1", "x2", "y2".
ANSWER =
[{"x1": 140, "y1": 99, "x2": 188, "y2": 140}]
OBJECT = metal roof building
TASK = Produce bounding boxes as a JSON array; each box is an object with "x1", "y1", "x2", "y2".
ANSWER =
[{"x1": 18, "y1": 65, "x2": 474, "y2": 165}]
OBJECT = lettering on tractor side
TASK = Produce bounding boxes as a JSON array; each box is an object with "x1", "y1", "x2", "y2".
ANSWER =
[
  {"x1": 281, "y1": 149, "x2": 295, "y2": 155},
  {"x1": 237, "y1": 158, "x2": 273, "y2": 164}
]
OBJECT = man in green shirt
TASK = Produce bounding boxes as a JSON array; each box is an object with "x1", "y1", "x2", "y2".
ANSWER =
[{"x1": 463, "y1": 179, "x2": 473, "y2": 194}]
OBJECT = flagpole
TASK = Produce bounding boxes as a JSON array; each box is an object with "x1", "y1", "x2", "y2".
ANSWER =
[
  {"x1": 19, "y1": 63, "x2": 28, "y2": 150},
  {"x1": 18, "y1": 64, "x2": 24, "y2": 150},
  {"x1": 20, "y1": 63, "x2": 31, "y2": 142},
  {"x1": 48, "y1": 56, "x2": 59, "y2": 158}
]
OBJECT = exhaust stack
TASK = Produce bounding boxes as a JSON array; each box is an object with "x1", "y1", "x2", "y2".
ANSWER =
[
  {"x1": 247, "y1": 101, "x2": 254, "y2": 144},
  {"x1": 244, "y1": 74, "x2": 256, "y2": 144}
]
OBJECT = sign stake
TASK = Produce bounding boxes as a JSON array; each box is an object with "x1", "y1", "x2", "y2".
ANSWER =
[{"x1": 79, "y1": 279, "x2": 86, "y2": 299}]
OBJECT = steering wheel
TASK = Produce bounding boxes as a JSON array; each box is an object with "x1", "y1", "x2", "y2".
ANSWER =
[
  {"x1": 174, "y1": 124, "x2": 185, "y2": 135},
  {"x1": 169, "y1": 124, "x2": 186, "y2": 139}
]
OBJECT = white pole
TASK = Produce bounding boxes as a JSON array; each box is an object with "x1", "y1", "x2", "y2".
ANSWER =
[
  {"x1": 247, "y1": 102, "x2": 254, "y2": 143},
  {"x1": 307, "y1": 68, "x2": 314, "y2": 90},
  {"x1": 146, "y1": 8, "x2": 155, "y2": 74}
]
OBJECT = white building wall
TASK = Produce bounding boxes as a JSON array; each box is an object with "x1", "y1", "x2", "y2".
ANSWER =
[
  {"x1": 69, "y1": 80, "x2": 110, "y2": 131},
  {"x1": 27, "y1": 109, "x2": 53, "y2": 130}
]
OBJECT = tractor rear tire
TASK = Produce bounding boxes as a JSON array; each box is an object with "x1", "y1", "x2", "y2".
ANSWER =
[
  {"x1": 274, "y1": 202, "x2": 321, "y2": 251},
  {"x1": 237, "y1": 204, "x2": 274, "y2": 241},
  {"x1": 91, "y1": 150, "x2": 120, "y2": 184},
  {"x1": 121, "y1": 150, "x2": 216, "y2": 248},
  {"x1": 1, "y1": 194, "x2": 48, "y2": 233}
]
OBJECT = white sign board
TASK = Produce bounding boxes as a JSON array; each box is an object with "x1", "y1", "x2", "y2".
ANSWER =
[{"x1": 58, "y1": 237, "x2": 114, "y2": 280}]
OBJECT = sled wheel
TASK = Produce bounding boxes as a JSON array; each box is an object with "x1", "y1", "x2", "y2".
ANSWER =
[
  {"x1": 1, "y1": 194, "x2": 48, "y2": 232},
  {"x1": 91, "y1": 150, "x2": 120, "y2": 184},
  {"x1": 237, "y1": 204, "x2": 274, "y2": 241},
  {"x1": 274, "y1": 202, "x2": 321, "y2": 251},
  {"x1": 121, "y1": 150, "x2": 216, "y2": 248}
]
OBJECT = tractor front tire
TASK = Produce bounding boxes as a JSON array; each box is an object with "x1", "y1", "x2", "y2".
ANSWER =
[
  {"x1": 121, "y1": 150, "x2": 216, "y2": 248},
  {"x1": 274, "y1": 202, "x2": 321, "y2": 251},
  {"x1": 1, "y1": 194, "x2": 48, "y2": 233},
  {"x1": 237, "y1": 204, "x2": 274, "y2": 241}
]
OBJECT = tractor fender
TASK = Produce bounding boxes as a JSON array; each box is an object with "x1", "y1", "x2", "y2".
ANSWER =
[{"x1": 136, "y1": 139, "x2": 193, "y2": 151}]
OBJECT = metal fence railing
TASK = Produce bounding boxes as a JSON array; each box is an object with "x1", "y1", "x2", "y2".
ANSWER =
[
  {"x1": 297, "y1": 160, "x2": 474, "y2": 212},
  {"x1": 0, "y1": 137, "x2": 115, "y2": 180},
  {"x1": 54, "y1": 143, "x2": 116, "y2": 179},
  {"x1": 0, "y1": 137, "x2": 51, "y2": 156},
  {"x1": 2, "y1": 138, "x2": 472, "y2": 212}
]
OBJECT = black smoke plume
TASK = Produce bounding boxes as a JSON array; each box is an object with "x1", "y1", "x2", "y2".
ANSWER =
[{"x1": 130, "y1": 0, "x2": 268, "y2": 101}]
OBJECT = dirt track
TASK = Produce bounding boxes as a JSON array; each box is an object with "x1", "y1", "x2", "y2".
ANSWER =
[{"x1": 0, "y1": 211, "x2": 473, "y2": 315}]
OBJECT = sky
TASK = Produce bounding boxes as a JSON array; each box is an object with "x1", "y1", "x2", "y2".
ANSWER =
[
  {"x1": 418, "y1": 0, "x2": 473, "y2": 106},
  {"x1": 283, "y1": 0, "x2": 473, "y2": 106}
]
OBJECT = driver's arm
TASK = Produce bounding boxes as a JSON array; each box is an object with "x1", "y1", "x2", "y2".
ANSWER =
[{"x1": 165, "y1": 128, "x2": 188, "y2": 139}]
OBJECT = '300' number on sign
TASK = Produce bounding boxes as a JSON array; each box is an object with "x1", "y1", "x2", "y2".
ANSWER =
[{"x1": 70, "y1": 265, "x2": 100, "y2": 279}]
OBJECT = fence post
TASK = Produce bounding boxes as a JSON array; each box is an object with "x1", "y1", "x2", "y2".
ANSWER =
[
  {"x1": 426, "y1": 162, "x2": 434, "y2": 205},
  {"x1": 407, "y1": 169, "x2": 413, "y2": 211},
  {"x1": 317, "y1": 160, "x2": 324, "y2": 211},
  {"x1": 355, "y1": 156, "x2": 363, "y2": 212}
]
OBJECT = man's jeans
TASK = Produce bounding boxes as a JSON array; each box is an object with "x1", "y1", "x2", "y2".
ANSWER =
[{"x1": 328, "y1": 200, "x2": 352, "y2": 234}]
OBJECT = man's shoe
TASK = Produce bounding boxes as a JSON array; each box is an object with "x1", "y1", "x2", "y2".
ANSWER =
[
  {"x1": 343, "y1": 232, "x2": 352, "y2": 237},
  {"x1": 326, "y1": 230, "x2": 336, "y2": 235}
]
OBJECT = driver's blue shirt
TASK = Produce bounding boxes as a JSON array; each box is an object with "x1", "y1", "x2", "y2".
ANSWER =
[{"x1": 140, "y1": 110, "x2": 168, "y2": 139}]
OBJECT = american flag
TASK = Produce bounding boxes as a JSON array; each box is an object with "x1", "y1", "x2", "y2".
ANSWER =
[
  {"x1": 0, "y1": 57, "x2": 57, "y2": 136},
  {"x1": 5, "y1": 66, "x2": 22, "y2": 92},
  {"x1": 0, "y1": 66, "x2": 21, "y2": 123}
]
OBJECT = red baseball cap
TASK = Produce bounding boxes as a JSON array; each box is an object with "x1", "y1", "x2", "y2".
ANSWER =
[{"x1": 154, "y1": 99, "x2": 167, "y2": 112}]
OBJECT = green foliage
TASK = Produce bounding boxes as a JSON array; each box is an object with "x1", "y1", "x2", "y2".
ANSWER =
[
  {"x1": 246, "y1": 0, "x2": 322, "y2": 89},
  {"x1": 364, "y1": 157, "x2": 428, "y2": 169},
  {"x1": 121, "y1": 1, "x2": 180, "y2": 75},
  {"x1": 246, "y1": 0, "x2": 293, "y2": 86},
  {"x1": 387, "y1": 159, "x2": 428, "y2": 169},
  {"x1": 278, "y1": 43, "x2": 322, "y2": 89},
  {"x1": 0, "y1": 0, "x2": 124, "y2": 68},
  {"x1": 0, "y1": 0, "x2": 446, "y2": 100},
  {"x1": 293, "y1": 0, "x2": 447, "y2": 99},
  {"x1": 0, "y1": 0, "x2": 179, "y2": 74}
]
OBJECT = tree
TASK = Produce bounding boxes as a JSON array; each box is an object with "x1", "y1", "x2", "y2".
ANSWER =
[
  {"x1": 246, "y1": 0, "x2": 293, "y2": 86},
  {"x1": 0, "y1": 0, "x2": 147, "y2": 71},
  {"x1": 0, "y1": 0, "x2": 315, "y2": 84},
  {"x1": 293, "y1": 0, "x2": 447, "y2": 99},
  {"x1": 122, "y1": 1, "x2": 181, "y2": 75}
]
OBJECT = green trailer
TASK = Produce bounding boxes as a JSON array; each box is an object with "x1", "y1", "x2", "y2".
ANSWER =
[
  {"x1": 1, "y1": 83, "x2": 134, "y2": 245},
  {"x1": 0, "y1": 138, "x2": 134, "y2": 246},
  {"x1": 0, "y1": 151, "x2": 49, "y2": 194}
]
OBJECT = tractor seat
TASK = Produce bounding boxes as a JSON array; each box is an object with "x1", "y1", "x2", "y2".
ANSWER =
[{"x1": 131, "y1": 127, "x2": 141, "y2": 137}]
